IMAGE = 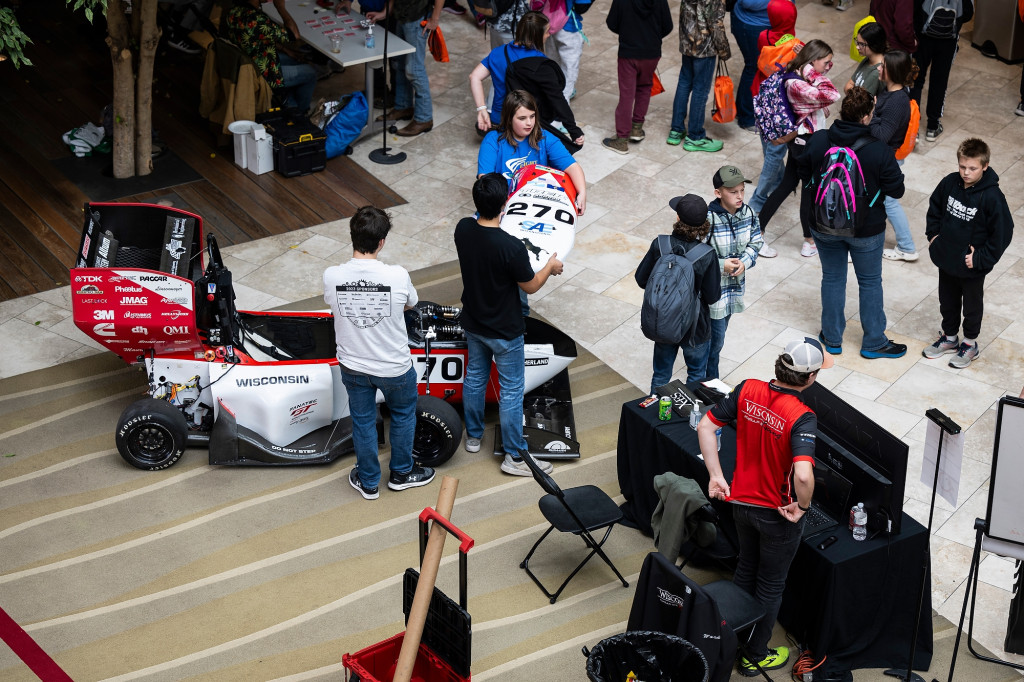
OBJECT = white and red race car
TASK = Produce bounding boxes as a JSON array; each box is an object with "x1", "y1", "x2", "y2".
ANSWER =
[{"x1": 70, "y1": 197, "x2": 581, "y2": 472}]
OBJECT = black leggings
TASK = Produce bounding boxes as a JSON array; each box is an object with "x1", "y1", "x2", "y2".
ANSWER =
[{"x1": 757, "y1": 136, "x2": 813, "y2": 239}]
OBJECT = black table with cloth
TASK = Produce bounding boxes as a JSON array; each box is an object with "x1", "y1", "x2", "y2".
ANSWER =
[{"x1": 616, "y1": 397, "x2": 933, "y2": 675}]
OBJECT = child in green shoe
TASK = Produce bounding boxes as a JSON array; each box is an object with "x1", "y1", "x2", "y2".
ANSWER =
[{"x1": 666, "y1": 0, "x2": 729, "y2": 152}]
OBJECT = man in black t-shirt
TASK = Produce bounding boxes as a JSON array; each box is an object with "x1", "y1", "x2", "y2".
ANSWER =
[{"x1": 454, "y1": 173, "x2": 563, "y2": 476}]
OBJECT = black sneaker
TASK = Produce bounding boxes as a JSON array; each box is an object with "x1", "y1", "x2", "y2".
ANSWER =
[
  {"x1": 443, "y1": 0, "x2": 467, "y2": 13},
  {"x1": 349, "y1": 468, "x2": 379, "y2": 500},
  {"x1": 388, "y1": 464, "x2": 436, "y2": 491},
  {"x1": 167, "y1": 35, "x2": 201, "y2": 55},
  {"x1": 860, "y1": 340, "x2": 908, "y2": 359}
]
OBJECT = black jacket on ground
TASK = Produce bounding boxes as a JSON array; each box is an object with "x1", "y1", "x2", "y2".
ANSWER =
[
  {"x1": 504, "y1": 49, "x2": 584, "y2": 150},
  {"x1": 635, "y1": 234, "x2": 721, "y2": 347},
  {"x1": 606, "y1": 0, "x2": 674, "y2": 60},
  {"x1": 797, "y1": 119, "x2": 905, "y2": 238},
  {"x1": 627, "y1": 551, "x2": 738, "y2": 682},
  {"x1": 925, "y1": 168, "x2": 1014, "y2": 278}
]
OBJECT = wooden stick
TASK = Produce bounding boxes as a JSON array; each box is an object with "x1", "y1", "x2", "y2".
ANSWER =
[{"x1": 392, "y1": 475, "x2": 459, "y2": 682}]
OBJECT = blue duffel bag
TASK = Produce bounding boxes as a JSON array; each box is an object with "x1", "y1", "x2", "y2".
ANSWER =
[{"x1": 324, "y1": 91, "x2": 368, "y2": 159}]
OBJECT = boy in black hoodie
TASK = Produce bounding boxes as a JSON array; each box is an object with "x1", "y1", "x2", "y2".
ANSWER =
[
  {"x1": 923, "y1": 138, "x2": 1014, "y2": 368},
  {"x1": 603, "y1": 0, "x2": 673, "y2": 154},
  {"x1": 798, "y1": 86, "x2": 907, "y2": 360}
]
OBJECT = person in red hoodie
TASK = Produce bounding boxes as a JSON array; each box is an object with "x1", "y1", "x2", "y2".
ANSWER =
[
  {"x1": 868, "y1": 0, "x2": 917, "y2": 53},
  {"x1": 751, "y1": 0, "x2": 796, "y2": 99}
]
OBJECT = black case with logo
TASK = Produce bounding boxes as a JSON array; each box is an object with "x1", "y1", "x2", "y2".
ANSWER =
[{"x1": 257, "y1": 109, "x2": 327, "y2": 177}]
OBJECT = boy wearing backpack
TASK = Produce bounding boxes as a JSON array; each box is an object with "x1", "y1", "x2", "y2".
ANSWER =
[
  {"x1": 922, "y1": 138, "x2": 1013, "y2": 368},
  {"x1": 704, "y1": 165, "x2": 764, "y2": 379},
  {"x1": 797, "y1": 86, "x2": 907, "y2": 359},
  {"x1": 635, "y1": 194, "x2": 721, "y2": 391},
  {"x1": 910, "y1": 0, "x2": 974, "y2": 142}
]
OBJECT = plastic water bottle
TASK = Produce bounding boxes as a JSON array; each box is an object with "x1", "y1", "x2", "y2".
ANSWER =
[
  {"x1": 715, "y1": 427, "x2": 722, "y2": 452},
  {"x1": 848, "y1": 502, "x2": 864, "y2": 530},
  {"x1": 689, "y1": 401, "x2": 702, "y2": 430},
  {"x1": 364, "y1": 25, "x2": 375, "y2": 49},
  {"x1": 852, "y1": 509, "x2": 868, "y2": 541}
]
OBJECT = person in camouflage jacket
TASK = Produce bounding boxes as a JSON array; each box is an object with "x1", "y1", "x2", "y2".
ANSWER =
[{"x1": 667, "y1": 0, "x2": 731, "y2": 152}]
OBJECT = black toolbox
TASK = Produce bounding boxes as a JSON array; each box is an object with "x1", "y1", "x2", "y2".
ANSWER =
[{"x1": 256, "y1": 108, "x2": 327, "y2": 177}]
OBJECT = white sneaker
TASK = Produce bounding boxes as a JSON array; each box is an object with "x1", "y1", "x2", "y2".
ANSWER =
[
  {"x1": 501, "y1": 454, "x2": 553, "y2": 476},
  {"x1": 800, "y1": 241, "x2": 818, "y2": 258},
  {"x1": 760, "y1": 244, "x2": 778, "y2": 258},
  {"x1": 883, "y1": 247, "x2": 919, "y2": 262},
  {"x1": 464, "y1": 437, "x2": 481, "y2": 453}
]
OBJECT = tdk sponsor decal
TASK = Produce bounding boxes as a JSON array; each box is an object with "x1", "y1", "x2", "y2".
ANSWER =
[{"x1": 235, "y1": 376, "x2": 311, "y2": 387}]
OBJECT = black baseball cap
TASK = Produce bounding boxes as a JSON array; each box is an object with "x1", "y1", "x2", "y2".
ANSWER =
[
  {"x1": 713, "y1": 165, "x2": 750, "y2": 189},
  {"x1": 668, "y1": 194, "x2": 708, "y2": 226}
]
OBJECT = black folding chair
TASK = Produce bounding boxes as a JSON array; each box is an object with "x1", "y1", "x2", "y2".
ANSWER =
[
  {"x1": 519, "y1": 451, "x2": 630, "y2": 603},
  {"x1": 701, "y1": 579, "x2": 772, "y2": 681}
]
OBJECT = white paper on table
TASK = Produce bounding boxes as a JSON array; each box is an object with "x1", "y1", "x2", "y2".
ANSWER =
[
  {"x1": 701, "y1": 378, "x2": 733, "y2": 395},
  {"x1": 921, "y1": 419, "x2": 965, "y2": 507}
]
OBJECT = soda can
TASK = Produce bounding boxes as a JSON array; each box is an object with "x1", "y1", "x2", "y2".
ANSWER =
[{"x1": 658, "y1": 396, "x2": 672, "y2": 421}]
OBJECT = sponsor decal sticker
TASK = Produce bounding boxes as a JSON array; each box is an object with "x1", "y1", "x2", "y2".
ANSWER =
[
  {"x1": 77, "y1": 285, "x2": 102, "y2": 295},
  {"x1": 235, "y1": 376, "x2": 311, "y2": 387}
]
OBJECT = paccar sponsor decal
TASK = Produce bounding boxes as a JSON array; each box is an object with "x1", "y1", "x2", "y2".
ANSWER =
[
  {"x1": 137, "y1": 275, "x2": 168, "y2": 282},
  {"x1": 77, "y1": 285, "x2": 102, "y2": 295},
  {"x1": 235, "y1": 376, "x2": 311, "y2": 387}
]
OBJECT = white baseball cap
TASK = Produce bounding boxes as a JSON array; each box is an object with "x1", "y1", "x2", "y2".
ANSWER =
[{"x1": 781, "y1": 337, "x2": 834, "y2": 373}]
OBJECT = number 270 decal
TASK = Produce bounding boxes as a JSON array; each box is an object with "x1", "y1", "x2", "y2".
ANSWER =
[{"x1": 505, "y1": 202, "x2": 575, "y2": 225}]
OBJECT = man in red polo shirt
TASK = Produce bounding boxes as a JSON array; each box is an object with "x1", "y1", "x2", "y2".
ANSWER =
[{"x1": 696, "y1": 337, "x2": 833, "y2": 676}]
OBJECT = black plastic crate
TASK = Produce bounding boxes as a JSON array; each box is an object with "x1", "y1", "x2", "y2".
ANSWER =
[{"x1": 403, "y1": 568, "x2": 472, "y2": 679}]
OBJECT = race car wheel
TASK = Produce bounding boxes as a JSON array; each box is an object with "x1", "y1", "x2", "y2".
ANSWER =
[
  {"x1": 116, "y1": 398, "x2": 189, "y2": 471},
  {"x1": 413, "y1": 395, "x2": 462, "y2": 468}
]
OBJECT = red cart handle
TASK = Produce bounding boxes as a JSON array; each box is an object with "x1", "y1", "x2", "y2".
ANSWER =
[{"x1": 418, "y1": 508, "x2": 474, "y2": 554}]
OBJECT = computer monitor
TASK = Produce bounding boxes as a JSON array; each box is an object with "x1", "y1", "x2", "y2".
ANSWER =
[
  {"x1": 816, "y1": 432, "x2": 899, "y2": 534},
  {"x1": 803, "y1": 383, "x2": 908, "y2": 535}
]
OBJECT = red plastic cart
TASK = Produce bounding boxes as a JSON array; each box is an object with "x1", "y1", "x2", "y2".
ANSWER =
[{"x1": 342, "y1": 508, "x2": 475, "y2": 682}]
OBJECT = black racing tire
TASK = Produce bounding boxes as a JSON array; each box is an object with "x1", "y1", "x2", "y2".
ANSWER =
[
  {"x1": 412, "y1": 395, "x2": 462, "y2": 468},
  {"x1": 115, "y1": 398, "x2": 189, "y2": 471}
]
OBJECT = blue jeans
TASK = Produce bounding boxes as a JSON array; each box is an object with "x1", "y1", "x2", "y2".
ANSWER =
[
  {"x1": 811, "y1": 229, "x2": 889, "y2": 352},
  {"x1": 651, "y1": 339, "x2": 710, "y2": 393},
  {"x1": 670, "y1": 55, "x2": 716, "y2": 140},
  {"x1": 278, "y1": 53, "x2": 317, "y2": 113},
  {"x1": 464, "y1": 331, "x2": 527, "y2": 456},
  {"x1": 885, "y1": 160, "x2": 916, "y2": 253},
  {"x1": 341, "y1": 365, "x2": 418, "y2": 489},
  {"x1": 731, "y1": 17, "x2": 763, "y2": 128},
  {"x1": 394, "y1": 20, "x2": 433, "y2": 123},
  {"x1": 704, "y1": 315, "x2": 731, "y2": 380},
  {"x1": 748, "y1": 139, "x2": 788, "y2": 214},
  {"x1": 732, "y1": 504, "x2": 805, "y2": 659}
]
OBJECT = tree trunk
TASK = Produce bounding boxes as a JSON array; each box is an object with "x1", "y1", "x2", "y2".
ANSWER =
[
  {"x1": 135, "y1": 0, "x2": 159, "y2": 176},
  {"x1": 106, "y1": 0, "x2": 135, "y2": 179}
]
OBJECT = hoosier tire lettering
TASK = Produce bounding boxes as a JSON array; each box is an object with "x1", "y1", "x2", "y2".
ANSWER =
[{"x1": 115, "y1": 397, "x2": 189, "y2": 471}]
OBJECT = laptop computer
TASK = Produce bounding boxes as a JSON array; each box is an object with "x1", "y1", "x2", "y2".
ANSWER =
[{"x1": 801, "y1": 456, "x2": 854, "y2": 538}]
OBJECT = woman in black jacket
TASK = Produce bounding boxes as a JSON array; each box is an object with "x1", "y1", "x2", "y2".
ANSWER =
[{"x1": 798, "y1": 86, "x2": 908, "y2": 360}]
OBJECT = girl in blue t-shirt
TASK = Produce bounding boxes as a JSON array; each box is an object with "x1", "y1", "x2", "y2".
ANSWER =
[{"x1": 477, "y1": 90, "x2": 587, "y2": 216}]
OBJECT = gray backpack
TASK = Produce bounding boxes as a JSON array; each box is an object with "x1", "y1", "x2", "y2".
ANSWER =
[
  {"x1": 640, "y1": 236, "x2": 713, "y2": 346},
  {"x1": 922, "y1": 0, "x2": 962, "y2": 39}
]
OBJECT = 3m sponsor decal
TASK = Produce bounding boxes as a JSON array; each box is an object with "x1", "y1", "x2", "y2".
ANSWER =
[
  {"x1": 235, "y1": 376, "x2": 311, "y2": 387},
  {"x1": 524, "y1": 358, "x2": 549, "y2": 366},
  {"x1": 93, "y1": 310, "x2": 114, "y2": 321},
  {"x1": 75, "y1": 275, "x2": 103, "y2": 283},
  {"x1": 93, "y1": 323, "x2": 115, "y2": 337},
  {"x1": 163, "y1": 325, "x2": 191, "y2": 335},
  {"x1": 77, "y1": 285, "x2": 102, "y2": 295},
  {"x1": 162, "y1": 310, "x2": 189, "y2": 319},
  {"x1": 656, "y1": 587, "x2": 688, "y2": 608},
  {"x1": 121, "y1": 296, "x2": 149, "y2": 306},
  {"x1": 124, "y1": 311, "x2": 151, "y2": 319}
]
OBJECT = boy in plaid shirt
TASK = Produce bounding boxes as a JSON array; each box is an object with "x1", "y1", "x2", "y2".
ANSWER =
[{"x1": 704, "y1": 165, "x2": 764, "y2": 378}]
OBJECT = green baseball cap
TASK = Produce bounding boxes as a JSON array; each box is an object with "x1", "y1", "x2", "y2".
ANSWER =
[{"x1": 713, "y1": 165, "x2": 750, "y2": 189}]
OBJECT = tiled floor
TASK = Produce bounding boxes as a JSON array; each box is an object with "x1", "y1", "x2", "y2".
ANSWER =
[{"x1": 3, "y1": 0, "x2": 1024, "y2": 671}]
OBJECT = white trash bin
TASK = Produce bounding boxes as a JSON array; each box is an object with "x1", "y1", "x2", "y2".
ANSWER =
[{"x1": 227, "y1": 120, "x2": 257, "y2": 169}]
